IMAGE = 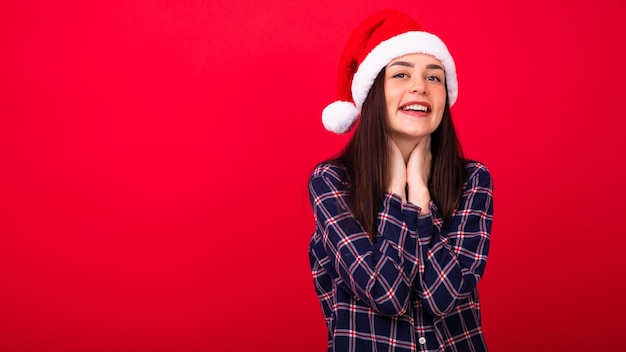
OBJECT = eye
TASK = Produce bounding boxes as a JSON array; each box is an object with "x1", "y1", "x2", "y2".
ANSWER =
[
  {"x1": 426, "y1": 75, "x2": 442, "y2": 82},
  {"x1": 392, "y1": 72, "x2": 408, "y2": 79}
]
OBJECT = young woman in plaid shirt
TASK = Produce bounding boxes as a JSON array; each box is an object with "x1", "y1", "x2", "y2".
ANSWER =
[{"x1": 308, "y1": 9, "x2": 493, "y2": 352}]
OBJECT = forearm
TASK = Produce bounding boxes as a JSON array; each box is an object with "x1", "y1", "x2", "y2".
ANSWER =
[
  {"x1": 310, "y1": 166, "x2": 422, "y2": 316},
  {"x1": 414, "y1": 164, "x2": 493, "y2": 316},
  {"x1": 418, "y1": 222, "x2": 480, "y2": 316},
  {"x1": 313, "y1": 193, "x2": 420, "y2": 316}
]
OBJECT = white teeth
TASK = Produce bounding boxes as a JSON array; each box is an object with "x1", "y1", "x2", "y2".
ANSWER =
[{"x1": 401, "y1": 104, "x2": 428, "y2": 112}]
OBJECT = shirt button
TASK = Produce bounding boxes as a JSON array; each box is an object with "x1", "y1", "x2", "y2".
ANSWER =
[{"x1": 418, "y1": 337, "x2": 426, "y2": 345}]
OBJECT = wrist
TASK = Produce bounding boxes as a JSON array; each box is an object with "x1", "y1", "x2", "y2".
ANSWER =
[
  {"x1": 388, "y1": 181, "x2": 407, "y2": 202},
  {"x1": 408, "y1": 186, "x2": 430, "y2": 213}
]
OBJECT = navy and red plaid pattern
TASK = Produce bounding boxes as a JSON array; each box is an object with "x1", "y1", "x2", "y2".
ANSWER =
[{"x1": 308, "y1": 161, "x2": 493, "y2": 351}]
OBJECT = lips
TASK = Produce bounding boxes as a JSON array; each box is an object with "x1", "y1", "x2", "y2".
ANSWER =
[{"x1": 399, "y1": 101, "x2": 431, "y2": 114}]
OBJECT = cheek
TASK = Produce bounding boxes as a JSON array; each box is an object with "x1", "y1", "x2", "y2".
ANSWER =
[
  {"x1": 384, "y1": 92, "x2": 398, "y2": 114},
  {"x1": 435, "y1": 116, "x2": 444, "y2": 128},
  {"x1": 434, "y1": 99, "x2": 447, "y2": 116},
  {"x1": 383, "y1": 90, "x2": 393, "y2": 107},
  {"x1": 384, "y1": 83, "x2": 404, "y2": 102}
]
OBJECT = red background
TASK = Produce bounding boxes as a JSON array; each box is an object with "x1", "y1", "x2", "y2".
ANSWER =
[{"x1": 1, "y1": 1, "x2": 625, "y2": 351}]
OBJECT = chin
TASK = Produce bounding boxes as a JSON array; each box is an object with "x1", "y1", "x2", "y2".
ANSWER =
[
  {"x1": 402, "y1": 130, "x2": 430, "y2": 138},
  {"x1": 391, "y1": 132, "x2": 428, "y2": 143}
]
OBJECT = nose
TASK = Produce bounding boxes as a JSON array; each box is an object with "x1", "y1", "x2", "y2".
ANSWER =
[{"x1": 410, "y1": 79, "x2": 427, "y2": 94}]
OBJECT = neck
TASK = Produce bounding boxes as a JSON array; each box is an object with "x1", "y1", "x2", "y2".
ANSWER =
[{"x1": 392, "y1": 135, "x2": 424, "y2": 163}]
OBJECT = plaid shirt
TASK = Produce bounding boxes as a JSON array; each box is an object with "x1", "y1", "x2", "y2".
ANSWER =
[{"x1": 308, "y1": 160, "x2": 493, "y2": 352}]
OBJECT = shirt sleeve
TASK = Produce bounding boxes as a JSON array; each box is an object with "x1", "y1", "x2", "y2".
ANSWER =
[
  {"x1": 308, "y1": 163, "x2": 422, "y2": 317},
  {"x1": 414, "y1": 162, "x2": 494, "y2": 317}
]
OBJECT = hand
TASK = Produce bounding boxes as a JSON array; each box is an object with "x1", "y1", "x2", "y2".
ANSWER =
[
  {"x1": 407, "y1": 136, "x2": 432, "y2": 213},
  {"x1": 407, "y1": 135, "x2": 432, "y2": 188},
  {"x1": 387, "y1": 139, "x2": 407, "y2": 201}
]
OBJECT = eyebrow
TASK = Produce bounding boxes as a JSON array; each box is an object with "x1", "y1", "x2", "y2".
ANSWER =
[{"x1": 387, "y1": 61, "x2": 445, "y2": 71}]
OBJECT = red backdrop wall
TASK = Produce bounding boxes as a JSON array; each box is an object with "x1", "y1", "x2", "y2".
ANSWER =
[{"x1": 1, "y1": 1, "x2": 625, "y2": 351}]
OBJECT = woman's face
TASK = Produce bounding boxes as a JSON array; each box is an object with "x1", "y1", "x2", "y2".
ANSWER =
[{"x1": 384, "y1": 53, "x2": 447, "y2": 142}]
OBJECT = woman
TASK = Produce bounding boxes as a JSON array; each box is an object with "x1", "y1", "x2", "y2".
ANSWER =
[{"x1": 308, "y1": 9, "x2": 494, "y2": 352}]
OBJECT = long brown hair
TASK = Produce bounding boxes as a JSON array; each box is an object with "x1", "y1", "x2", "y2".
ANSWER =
[{"x1": 333, "y1": 68, "x2": 466, "y2": 241}]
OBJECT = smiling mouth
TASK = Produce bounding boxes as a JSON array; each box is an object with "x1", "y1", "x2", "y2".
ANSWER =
[{"x1": 400, "y1": 103, "x2": 430, "y2": 113}]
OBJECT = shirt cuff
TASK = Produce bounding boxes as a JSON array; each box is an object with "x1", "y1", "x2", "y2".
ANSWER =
[{"x1": 385, "y1": 192, "x2": 421, "y2": 230}]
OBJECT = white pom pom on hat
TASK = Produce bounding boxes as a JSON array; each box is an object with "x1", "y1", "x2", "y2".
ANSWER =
[
  {"x1": 322, "y1": 9, "x2": 458, "y2": 134},
  {"x1": 322, "y1": 101, "x2": 360, "y2": 134}
]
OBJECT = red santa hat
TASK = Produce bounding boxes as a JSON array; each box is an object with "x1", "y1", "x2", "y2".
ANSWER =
[{"x1": 322, "y1": 9, "x2": 458, "y2": 134}]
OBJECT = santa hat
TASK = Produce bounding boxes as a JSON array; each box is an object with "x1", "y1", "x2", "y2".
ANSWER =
[{"x1": 322, "y1": 9, "x2": 458, "y2": 134}]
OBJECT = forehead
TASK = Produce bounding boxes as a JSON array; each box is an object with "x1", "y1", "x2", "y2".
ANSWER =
[{"x1": 387, "y1": 53, "x2": 443, "y2": 67}]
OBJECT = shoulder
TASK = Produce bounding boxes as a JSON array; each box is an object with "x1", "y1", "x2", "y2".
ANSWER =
[
  {"x1": 464, "y1": 160, "x2": 493, "y2": 189},
  {"x1": 310, "y1": 161, "x2": 350, "y2": 186},
  {"x1": 308, "y1": 161, "x2": 352, "y2": 202}
]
